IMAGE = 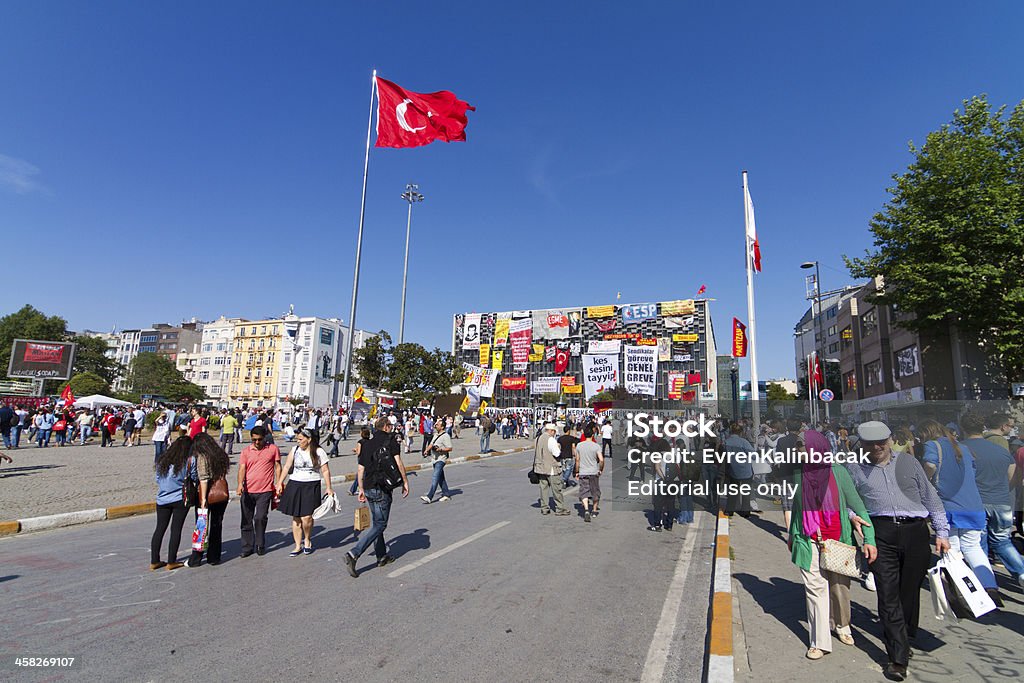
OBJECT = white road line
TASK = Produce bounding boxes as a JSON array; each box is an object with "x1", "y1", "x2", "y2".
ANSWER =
[
  {"x1": 78, "y1": 599, "x2": 163, "y2": 611},
  {"x1": 388, "y1": 521, "x2": 511, "y2": 578},
  {"x1": 458, "y1": 479, "x2": 486, "y2": 486},
  {"x1": 640, "y1": 513, "x2": 704, "y2": 683},
  {"x1": 519, "y1": 465, "x2": 533, "y2": 472}
]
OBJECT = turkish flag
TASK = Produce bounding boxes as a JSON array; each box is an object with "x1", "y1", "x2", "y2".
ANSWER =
[
  {"x1": 375, "y1": 77, "x2": 475, "y2": 149},
  {"x1": 60, "y1": 384, "x2": 75, "y2": 407},
  {"x1": 554, "y1": 347, "x2": 569, "y2": 374}
]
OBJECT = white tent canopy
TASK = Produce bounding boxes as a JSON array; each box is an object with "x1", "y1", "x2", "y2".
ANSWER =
[{"x1": 73, "y1": 394, "x2": 133, "y2": 409}]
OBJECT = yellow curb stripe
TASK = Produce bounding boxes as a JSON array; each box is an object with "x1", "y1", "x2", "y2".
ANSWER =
[
  {"x1": 105, "y1": 502, "x2": 156, "y2": 519},
  {"x1": 709, "y1": 592, "x2": 733, "y2": 655},
  {"x1": 0, "y1": 520, "x2": 21, "y2": 536},
  {"x1": 715, "y1": 534, "x2": 730, "y2": 559}
]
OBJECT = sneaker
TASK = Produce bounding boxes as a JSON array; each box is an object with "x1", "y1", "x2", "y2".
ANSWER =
[
  {"x1": 647, "y1": 525, "x2": 662, "y2": 532},
  {"x1": 554, "y1": 510, "x2": 571, "y2": 516},
  {"x1": 344, "y1": 551, "x2": 358, "y2": 578},
  {"x1": 883, "y1": 663, "x2": 907, "y2": 681},
  {"x1": 183, "y1": 558, "x2": 197, "y2": 568},
  {"x1": 438, "y1": 496, "x2": 450, "y2": 502},
  {"x1": 584, "y1": 511, "x2": 592, "y2": 522},
  {"x1": 420, "y1": 495, "x2": 431, "y2": 504},
  {"x1": 864, "y1": 573, "x2": 876, "y2": 592}
]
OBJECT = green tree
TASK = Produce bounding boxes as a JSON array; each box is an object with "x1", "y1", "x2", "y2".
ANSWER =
[
  {"x1": 71, "y1": 334, "x2": 123, "y2": 385},
  {"x1": 766, "y1": 382, "x2": 797, "y2": 402},
  {"x1": 847, "y1": 96, "x2": 1024, "y2": 381},
  {"x1": 67, "y1": 371, "x2": 111, "y2": 397},
  {"x1": 349, "y1": 331, "x2": 392, "y2": 389},
  {"x1": 128, "y1": 352, "x2": 206, "y2": 402},
  {"x1": 387, "y1": 343, "x2": 465, "y2": 406},
  {"x1": 541, "y1": 392, "x2": 563, "y2": 405}
]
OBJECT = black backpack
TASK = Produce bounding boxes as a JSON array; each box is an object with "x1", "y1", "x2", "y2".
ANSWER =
[{"x1": 367, "y1": 438, "x2": 403, "y2": 492}]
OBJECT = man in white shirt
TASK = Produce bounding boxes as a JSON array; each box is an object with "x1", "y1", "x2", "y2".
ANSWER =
[
  {"x1": 77, "y1": 409, "x2": 94, "y2": 445},
  {"x1": 533, "y1": 423, "x2": 569, "y2": 515},
  {"x1": 600, "y1": 421, "x2": 614, "y2": 458},
  {"x1": 132, "y1": 407, "x2": 146, "y2": 446}
]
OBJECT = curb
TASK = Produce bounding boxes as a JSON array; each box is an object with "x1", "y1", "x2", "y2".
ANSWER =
[
  {"x1": 0, "y1": 445, "x2": 532, "y2": 538},
  {"x1": 706, "y1": 512, "x2": 733, "y2": 682}
]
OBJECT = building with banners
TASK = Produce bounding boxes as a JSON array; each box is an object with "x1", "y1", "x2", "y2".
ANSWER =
[{"x1": 451, "y1": 299, "x2": 718, "y2": 409}]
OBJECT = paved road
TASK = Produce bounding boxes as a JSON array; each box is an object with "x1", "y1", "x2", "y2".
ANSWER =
[
  {"x1": 0, "y1": 430, "x2": 533, "y2": 519},
  {"x1": 0, "y1": 449, "x2": 716, "y2": 682}
]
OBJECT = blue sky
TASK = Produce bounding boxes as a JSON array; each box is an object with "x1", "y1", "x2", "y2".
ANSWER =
[{"x1": 2, "y1": 1, "x2": 1022, "y2": 379}]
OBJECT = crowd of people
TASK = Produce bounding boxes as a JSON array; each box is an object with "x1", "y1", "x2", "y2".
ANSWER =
[{"x1": 671, "y1": 411, "x2": 1024, "y2": 682}]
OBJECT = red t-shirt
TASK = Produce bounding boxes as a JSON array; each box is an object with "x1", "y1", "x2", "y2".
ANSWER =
[
  {"x1": 188, "y1": 417, "x2": 207, "y2": 439},
  {"x1": 240, "y1": 444, "x2": 281, "y2": 493}
]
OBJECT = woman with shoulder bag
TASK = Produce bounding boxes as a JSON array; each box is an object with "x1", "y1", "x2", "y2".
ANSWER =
[
  {"x1": 152, "y1": 436, "x2": 198, "y2": 570},
  {"x1": 276, "y1": 428, "x2": 334, "y2": 556},
  {"x1": 917, "y1": 419, "x2": 999, "y2": 603},
  {"x1": 185, "y1": 433, "x2": 232, "y2": 567},
  {"x1": 789, "y1": 430, "x2": 876, "y2": 660}
]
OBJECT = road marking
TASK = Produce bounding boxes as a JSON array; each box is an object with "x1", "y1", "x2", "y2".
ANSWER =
[
  {"x1": 640, "y1": 512, "x2": 704, "y2": 683},
  {"x1": 459, "y1": 479, "x2": 486, "y2": 486},
  {"x1": 519, "y1": 465, "x2": 533, "y2": 472},
  {"x1": 79, "y1": 599, "x2": 163, "y2": 610},
  {"x1": 388, "y1": 521, "x2": 511, "y2": 578}
]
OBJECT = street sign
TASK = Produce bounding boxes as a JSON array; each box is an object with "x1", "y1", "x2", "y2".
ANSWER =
[{"x1": 819, "y1": 389, "x2": 834, "y2": 402}]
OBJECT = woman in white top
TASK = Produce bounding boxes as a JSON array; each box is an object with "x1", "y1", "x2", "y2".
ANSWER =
[{"x1": 276, "y1": 428, "x2": 334, "y2": 556}]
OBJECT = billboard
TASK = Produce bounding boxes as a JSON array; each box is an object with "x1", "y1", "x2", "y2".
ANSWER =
[{"x1": 8, "y1": 339, "x2": 76, "y2": 380}]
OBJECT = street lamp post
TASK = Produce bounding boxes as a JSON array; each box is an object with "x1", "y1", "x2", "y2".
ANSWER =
[
  {"x1": 398, "y1": 183, "x2": 425, "y2": 345},
  {"x1": 730, "y1": 359, "x2": 740, "y2": 422},
  {"x1": 801, "y1": 261, "x2": 827, "y2": 424}
]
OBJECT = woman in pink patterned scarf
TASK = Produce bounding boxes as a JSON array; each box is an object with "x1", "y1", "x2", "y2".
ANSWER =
[{"x1": 789, "y1": 430, "x2": 876, "y2": 660}]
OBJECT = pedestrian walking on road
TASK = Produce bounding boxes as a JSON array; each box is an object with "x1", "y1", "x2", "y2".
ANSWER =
[
  {"x1": 534, "y1": 423, "x2": 569, "y2": 515},
  {"x1": 152, "y1": 413, "x2": 171, "y2": 461},
  {"x1": 344, "y1": 417, "x2": 410, "y2": 577},
  {"x1": 917, "y1": 419, "x2": 1000, "y2": 603},
  {"x1": 185, "y1": 433, "x2": 231, "y2": 567},
  {"x1": 421, "y1": 420, "x2": 453, "y2": 504},
  {"x1": 846, "y1": 421, "x2": 949, "y2": 682},
  {"x1": 219, "y1": 409, "x2": 238, "y2": 455},
  {"x1": 34, "y1": 408, "x2": 55, "y2": 448},
  {"x1": 0, "y1": 404, "x2": 15, "y2": 450},
  {"x1": 151, "y1": 437, "x2": 199, "y2": 570},
  {"x1": 277, "y1": 428, "x2": 334, "y2": 556},
  {"x1": 574, "y1": 424, "x2": 604, "y2": 522},
  {"x1": 121, "y1": 411, "x2": 137, "y2": 446},
  {"x1": 600, "y1": 420, "x2": 614, "y2": 458},
  {"x1": 76, "y1": 409, "x2": 93, "y2": 445},
  {"x1": 788, "y1": 430, "x2": 876, "y2": 660},
  {"x1": 479, "y1": 414, "x2": 493, "y2": 454},
  {"x1": 557, "y1": 425, "x2": 579, "y2": 489},
  {"x1": 101, "y1": 408, "x2": 118, "y2": 447},
  {"x1": 237, "y1": 426, "x2": 282, "y2": 557}
]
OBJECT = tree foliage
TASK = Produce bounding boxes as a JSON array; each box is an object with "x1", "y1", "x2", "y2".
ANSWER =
[
  {"x1": 128, "y1": 352, "x2": 205, "y2": 402},
  {"x1": 350, "y1": 330, "x2": 392, "y2": 389},
  {"x1": 846, "y1": 95, "x2": 1024, "y2": 380},
  {"x1": 71, "y1": 334, "x2": 123, "y2": 385},
  {"x1": 387, "y1": 342, "x2": 464, "y2": 406},
  {"x1": 766, "y1": 382, "x2": 797, "y2": 402},
  {"x1": 67, "y1": 371, "x2": 111, "y2": 397}
]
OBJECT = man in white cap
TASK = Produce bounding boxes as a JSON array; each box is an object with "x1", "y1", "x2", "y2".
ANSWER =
[
  {"x1": 533, "y1": 423, "x2": 569, "y2": 515},
  {"x1": 846, "y1": 420, "x2": 949, "y2": 682}
]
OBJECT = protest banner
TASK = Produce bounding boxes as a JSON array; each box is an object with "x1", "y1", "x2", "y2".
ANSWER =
[
  {"x1": 462, "y1": 313, "x2": 481, "y2": 350},
  {"x1": 624, "y1": 345, "x2": 658, "y2": 396},
  {"x1": 509, "y1": 318, "x2": 532, "y2": 370},
  {"x1": 583, "y1": 354, "x2": 618, "y2": 399}
]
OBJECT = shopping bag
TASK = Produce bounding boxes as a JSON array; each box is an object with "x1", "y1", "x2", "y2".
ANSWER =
[
  {"x1": 940, "y1": 552, "x2": 996, "y2": 619},
  {"x1": 928, "y1": 564, "x2": 957, "y2": 622},
  {"x1": 191, "y1": 508, "x2": 209, "y2": 551},
  {"x1": 354, "y1": 505, "x2": 371, "y2": 531}
]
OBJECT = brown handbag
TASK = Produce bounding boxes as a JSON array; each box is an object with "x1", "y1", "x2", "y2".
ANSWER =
[{"x1": 207, "y1": 477, "x2": 230, "y2": 506}]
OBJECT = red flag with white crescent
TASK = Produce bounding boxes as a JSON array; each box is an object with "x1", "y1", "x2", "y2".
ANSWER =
[
  {"x1": 375, "y1": 77, "x2": 475, "y2": 149},
  {"x1": 554, "y1": 346, "x2": 569, "y2": 374}
]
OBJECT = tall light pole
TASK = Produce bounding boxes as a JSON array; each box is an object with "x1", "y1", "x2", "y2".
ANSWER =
[
  {"x1": 801, "y1": 261, "x2": 826, "y2": 423},
  {"x1": 398, "y1": 183, "x2": 425, "y2": 345}
]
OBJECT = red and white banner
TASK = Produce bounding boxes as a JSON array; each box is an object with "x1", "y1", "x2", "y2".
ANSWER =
[
  {"x1": 554, "y1": 344, "x2": 569, "y2": 374},
  {"x1": 24, "y1": 343, "x2": 65, "y2": 364},
  {"x1": 501, "y1": 377, "x2": 527, "y2": 390},
  {"x1": 732, "y1": 318, "x2": 748, "y2": 358},
  {"x1": 509, "y1": 318, "x2": 532, "y2": 371},
  {"x1": 375, "y1": 77, "x2": 475, "y2": 149}
]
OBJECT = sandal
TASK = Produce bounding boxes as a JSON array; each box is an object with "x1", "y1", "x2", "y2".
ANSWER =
[
  {"x1": 837, "y1": 633, "x2": 854, "y2": 646},
  {"x1": 289, "y1": 548, "x2": 302, "y2": 557},
  {"x1": 806, "y1": 647, "x2": 825, "y2": 660}
]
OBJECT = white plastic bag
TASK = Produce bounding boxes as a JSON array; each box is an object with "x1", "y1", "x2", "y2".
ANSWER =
[
  {"x1": 940, "y1": 551, "x2": 996, "y2": 619},
  {"x1": 928, "y1": 561, "x2": 956, "y2": 622}
]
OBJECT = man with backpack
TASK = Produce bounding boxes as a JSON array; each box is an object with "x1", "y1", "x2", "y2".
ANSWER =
[
  {"x1": 479, "y1": 414, "x2": 494, "y2": 454},
  {"x1": 344, "y1": 416, "x2": 410, "y2": 577}
]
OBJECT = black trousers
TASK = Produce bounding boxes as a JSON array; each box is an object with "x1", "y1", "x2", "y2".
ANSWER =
[
  {"x1": 152, "y1": 501, "x2": 189, "y2": 563},
  {"x1": 240, "y1": 491, "x2": 273, "y2": 553},
  {"x1": 652, "y1": 488, "x2": 677, "y2": 528},
  {"x1": 725, "y1": 475, "x2": 752, "y2": 516},
  {"x1": 871, "y1": 517, "x2": 931, "y2": 667},
  {"x1": 101, "y1": 426, "x2": 113, "y2": 447},
  {"x1": 188, "y1": 500, "x2": 229, "y2": 565},
  {"x1": 602, "y1": 438, "x2": 613, "y2": 458}
]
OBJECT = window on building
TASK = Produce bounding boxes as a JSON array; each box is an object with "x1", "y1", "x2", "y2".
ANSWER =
[
  {"x1": 200, "y1": 358, "x2": 211, "y2": 366},
  {"x1": 269, "y1": 338, "x2": 275, "y2": 348},
  {"x1": 199, "y1": 371, "x2": 209, "y2": 380},
  {"x1": 844, "y1": 371, "x2": 857, "y2": 392},
  {"x1": 827, "y1": 325, "x2": 837, "y2": 336},
  {"x1": 265, "y1": 367, "x2": 273, "y2": 377},
  {"x1": 202, "y1": 344, "x2": 213, "y2": 352},
  {"x1": 215, "y1": 343, "x2": 227, "y2": 351},
  {"x1": 250, "y1": 326, "x2": 257, "y2": 335},
  {"x1": 283, "y1": 353, "x2": 291, "y2": 363},
  {"x1": 267, "y1": 352, "x2": 274, "y2": 363},
  {"x1": 826, "y1": 306, "x2": 837, "y2": 320},
  {"x1": 828, "y1": 342, "x2": 839, "y2": 354},
  {"x1": 862, "y1": 309, "x2": 878, "y2": 337},
  {"x1": 894, "y1": 345, "x2": 920, "y2": 378},
  {"x1": 249, "y1": 340, "x2": 255, "y2": 350},
  {"x1": 141, "y1": 334, "x2": 157, "y2": 343},
  {"x1": 864, "y1": 360, "x2": 882, "y2": 387},
  {"x1": 209, "y1": 387, "x2": 220, "y2": 396},
  {"x1": 238, "y1": 328, "x2": 246, "y2": 337},
  {"x1": 264, "y1": 382, "x2": 271, "y2": 393},
  {"x1": 299, "y1": 382, "x2": 307, "y2": 392},
  {"x1": 233, "y1": 368, "x2": 240, "y2": 378},
  {"x1": 214, "y1": 356, "x2": 226, "y2": 365},
  {"x1": 261, "y1": 325, "x2": 267, "y2": 335},
  {"x1": 272, "y1": 326, "x2": 279, "y2": 335}
]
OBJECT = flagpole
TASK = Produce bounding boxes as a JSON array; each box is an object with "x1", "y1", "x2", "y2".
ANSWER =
[
  {"x1": 342, "y1": 70, "x2": 377, "y2": 406},
  {"x1": 742, "y1": 171, "x2": 760, "y2": 434}
]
